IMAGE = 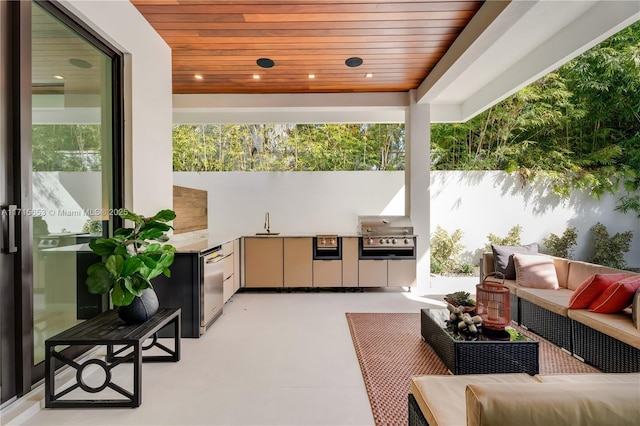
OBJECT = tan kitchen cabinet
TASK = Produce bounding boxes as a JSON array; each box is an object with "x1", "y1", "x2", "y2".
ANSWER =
[
  {"x1": 358, "y1": 259, "x2": 387, "y2": 287},
  {"x1": 342, "y1": 237, "x2": 359, "y2": 287},
  {"x1": 244, "y1": 237, "x2": 284, "y2": 287},
  {"x1": 388, "y1": 259, "x2": 417, "y2": 287},
  {"x1": 313, "y1": 260, "x2": 342, "y2": 287},
  {"x1": 284, "y1": 237, "x2": 313, "y2": 287}
]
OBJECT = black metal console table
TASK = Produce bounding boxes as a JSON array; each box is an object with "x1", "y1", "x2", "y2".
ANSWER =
[{"x1": 45, "y1": 308, "x2": 181, "y2": 408}]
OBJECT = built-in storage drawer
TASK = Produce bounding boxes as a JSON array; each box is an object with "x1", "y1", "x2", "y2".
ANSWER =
[
  {"x1": 223, "y1": 253, "x2": 234, "y2": 281},
  {"x1": 223, "y1": 275, "x2": 234, "y2": 303},
  {"x1": 313, "y1": 260, "x2": 342, "y2": 287}
]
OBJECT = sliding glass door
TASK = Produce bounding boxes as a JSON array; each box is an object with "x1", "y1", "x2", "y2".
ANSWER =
[{"x1": 1, "y1": 0, "x2": 123, "y2": 403}]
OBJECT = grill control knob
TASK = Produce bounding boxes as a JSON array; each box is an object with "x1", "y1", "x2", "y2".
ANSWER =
[
  {"x1": 404, "y1": 238, "x2": 410, "y2": 244},
  {"x1": 330, "y1": 239, "x2": 335, "y2": 245},
  {"x1": 321, "y1": 239, "x2": 326, "y2": 245},
  {"x1": 368, "y1": 238, "x2": 373, "y2": 245},
  {"x1": 392, "y1": 238, "x2": 397, "y2": 244}
]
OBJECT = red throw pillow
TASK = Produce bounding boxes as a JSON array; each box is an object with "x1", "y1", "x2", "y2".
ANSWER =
[
  {"x1": 589, "y1": 275, "x2": 640, "y2": 314},
  {"x1": 568, "y1": 273, "x2": 628, "y2": 309}
]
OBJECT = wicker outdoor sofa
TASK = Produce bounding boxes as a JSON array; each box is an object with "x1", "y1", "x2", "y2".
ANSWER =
[{"x1": 481, "y1": 251, "x2": 640, "y2": 373}]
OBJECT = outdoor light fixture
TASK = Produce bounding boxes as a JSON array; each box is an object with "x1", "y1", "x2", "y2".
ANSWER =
[
  {"x1": 365, "y1": 73, "x2": 373, "y2": 78},
  {"x1": 54, "y1": 75, "x2": 64, "y2": 80},
  {"x1": 253, "y1": 74, "x2": 261, "y2": 80},
  {"x1": 256, "y1": 58, "x2": 275, "y2": 68},
  {"x1": 308, "y1": 74, "x2": 315, "y2": 79},
  {"x1": 194, "y1": 74, "x2": 203, "y2": 80},
  {"x1": 345, "y1": 57, "x2": 363, "y2": 67}
]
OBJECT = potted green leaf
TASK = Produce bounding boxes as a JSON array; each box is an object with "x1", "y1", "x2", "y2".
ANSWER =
[
  {"x1": 86, "y1": 208, "x2": 177, "y2": 324},
  {"x1": 444, "y1": 290, "x2": 476, "y2": 313}
]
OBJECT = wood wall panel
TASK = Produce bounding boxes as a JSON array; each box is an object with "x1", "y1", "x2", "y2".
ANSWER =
[{"x1": 173, "y1": 185, "x2": 208, "y2": 234}]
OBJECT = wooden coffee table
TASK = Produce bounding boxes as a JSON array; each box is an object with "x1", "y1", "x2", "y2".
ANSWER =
[{"x1": 421, "y1": 308, "x2": 539, "y2": 375}]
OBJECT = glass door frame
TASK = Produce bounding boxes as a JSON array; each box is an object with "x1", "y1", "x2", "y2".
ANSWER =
[{"x1": 2, "y1": 0, "x2": 124, "y2": 402}]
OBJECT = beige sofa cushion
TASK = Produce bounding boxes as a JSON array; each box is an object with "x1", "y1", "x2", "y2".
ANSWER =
[
  {"x1": 517, "y1": 287, "x2": 573, "y2": 316},
  {"x1": 553, "y1": 257, "x2": 570, "y2": 288},
  {"x1": 466, "y1": 382, "x2": 640, "y2": 426},
  {"x1": 566, "y1": 260, "x2": 632, "y2": 291},
  {"x1": 513, "y1": 253, "x2": 559, "y2": 289},
  {"x1": 568, "y1": 308, "x2": 640, "y2": 350},
  {"x1": 410, "y1": 374, "x2": 536, "y2": 426},
  {"x1": 482, "y1": 253, "x2": 570, "y2": 291},
  {"x1": 535, "y1": 372, "x2": 640, "y2": 383}
]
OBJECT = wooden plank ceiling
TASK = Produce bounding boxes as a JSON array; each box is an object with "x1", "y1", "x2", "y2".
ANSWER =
[{"x1": 131, "y1": 0, "x2": 484, "y2": 94}]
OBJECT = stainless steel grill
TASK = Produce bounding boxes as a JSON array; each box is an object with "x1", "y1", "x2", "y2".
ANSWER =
[{"x1": 358, "y1": 215, "x2": 415, "y2": 251}]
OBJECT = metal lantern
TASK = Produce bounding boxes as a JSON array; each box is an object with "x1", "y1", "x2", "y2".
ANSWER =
[{"x1": 476, "y1": 282, "x2": 510, "y2": 331}]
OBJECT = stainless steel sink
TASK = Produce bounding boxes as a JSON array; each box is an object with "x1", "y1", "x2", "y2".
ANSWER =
[{"x1": 255, "y1": 232, "x2": 280, "y2": 235}]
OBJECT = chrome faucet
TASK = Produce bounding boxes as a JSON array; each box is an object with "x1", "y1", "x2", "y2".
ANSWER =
[{"x1": 264, "y1": 211, "x2": 271, "y2": 234}]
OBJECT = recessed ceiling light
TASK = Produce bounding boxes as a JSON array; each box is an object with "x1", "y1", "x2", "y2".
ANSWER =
[
  {"x1": 54, "y1": 75, "x2": 64, "y2": 80},
  {"x1": 345, "y1": 57, "x2": 363, "y2": 67},
  {"x1": 194, "y1": 74, "x2": 203, "y2": 80},
  {"x1": 308, "y1": 74, "x2": 315, "y2": 79},
  {"x1": 69, "y1": 58, "x2": 92, "y2": 69},
  {"x1": 365, "y1": 73, "x2": 373, "y2": 78},
  {"x1": 256, "y1": 58, "x2": 274, "y2": 68},
  {"x1": 253, "y1": 74, "x2": 261, "y2": 80}
]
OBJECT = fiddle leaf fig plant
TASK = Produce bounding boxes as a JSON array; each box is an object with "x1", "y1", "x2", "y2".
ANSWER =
[{"x1": 86, "y1": 208, "x2": 177, "y2": 307}]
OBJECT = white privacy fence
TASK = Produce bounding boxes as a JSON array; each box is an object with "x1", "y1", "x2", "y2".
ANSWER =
[
  {"x1": 175, "y1": 170, "x2": 639, "y2": 268},
  {"x1": 41, "y1": 170, "x2": 639, "y2": 268}
]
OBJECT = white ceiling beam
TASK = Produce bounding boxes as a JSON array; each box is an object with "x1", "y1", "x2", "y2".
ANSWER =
[
  {"x1": 173, "y1": 92, "x2": 408, "y2": 124},
  {"x1": 423, "y1": 0, "x2": 640, "y2": 122},
  {"x1": 459, "y1": 0, "x2": 640, "y2": 121}
]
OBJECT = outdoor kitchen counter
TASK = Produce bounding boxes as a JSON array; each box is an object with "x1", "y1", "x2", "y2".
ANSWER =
[
  {"x1": 170, "y1": 236, "x2": 236, "y2": 253},
  {"x1": 242, "y1": 234, "x2": 417, "y2": 289}
]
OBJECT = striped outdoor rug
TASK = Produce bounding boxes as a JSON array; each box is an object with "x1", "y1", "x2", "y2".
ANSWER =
[{"x1": 346, "y1": 312, "x2": 599, "y2": 426}]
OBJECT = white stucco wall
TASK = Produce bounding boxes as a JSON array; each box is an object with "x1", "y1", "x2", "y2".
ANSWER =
[
  {"x1": 432, "y1": 171, "x2": 640, "y2": 267},
  {"x1": 60, "y1": 0, "x2": 173, "y2": 217},
  {"x1": 173, "y1": 171, "x2": 406, "y2": 244},
  {"x1": 174, "y1": 170, "x2": 640, "y2": 269}
]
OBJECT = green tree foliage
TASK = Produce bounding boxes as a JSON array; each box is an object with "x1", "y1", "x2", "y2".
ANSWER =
[
  {"x1": 32, "y1": 124, "x2": 102, "y2": 171},
  {"x1": 485, "y1": 225, "x2": 522, "y2": 252},
  {"x1": 543, "y1": 227, "x2": 578, "y2": 259},
  {"x1": 172, "y1": 123, "x2": 405, "y2": 172},
  {"x1": 431, "y1": 22, "x2": 640, "y2": 213},
  {"x1": 588, "y1": 222, "x2": 633, "y2": 269}
]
